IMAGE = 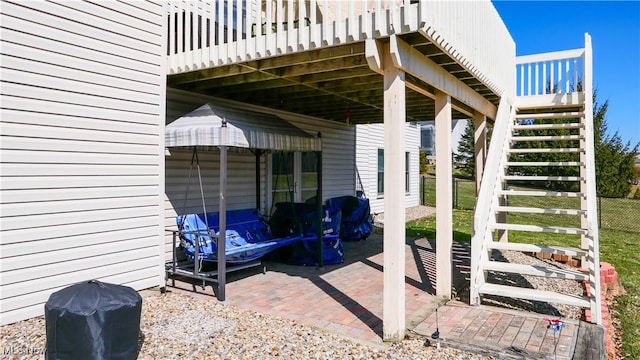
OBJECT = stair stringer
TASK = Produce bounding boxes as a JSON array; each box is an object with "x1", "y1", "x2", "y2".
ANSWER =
[{"x1": 470, "y1": 96, "x2": 515, "y2": 306}]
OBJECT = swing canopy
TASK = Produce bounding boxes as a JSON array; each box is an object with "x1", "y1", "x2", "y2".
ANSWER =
[{"x1": 165, "y1": 103, "x2": 321, "y2": 151}]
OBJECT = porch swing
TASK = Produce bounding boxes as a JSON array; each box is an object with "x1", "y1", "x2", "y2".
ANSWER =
[{"x1": 165, "y1": 102, "x2": 322, "y2": 300}]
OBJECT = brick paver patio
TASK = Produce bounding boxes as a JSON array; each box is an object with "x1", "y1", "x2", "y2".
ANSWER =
[{"x1": 167, "y1": 233, "x2": 580, "y2": 358}]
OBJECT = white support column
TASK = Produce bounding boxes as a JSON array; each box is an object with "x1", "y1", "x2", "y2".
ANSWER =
[
  {"x1": 473, "y1": 112, "x2": 487, "y2": 195},
  {"x1": 435, "y1": 90, "x2": 452, "y2": 300},
  {"x1": 382, "y1": 42, "x2": 406, "y2": 342}
]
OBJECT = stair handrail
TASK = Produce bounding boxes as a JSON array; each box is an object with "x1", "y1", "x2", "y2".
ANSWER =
[
  {"x1": 470, "y1": 95, "x2": 514, "y2": 305},
  {"x1": 582, "y1": 33, "x2": 602, "y2": 325}
]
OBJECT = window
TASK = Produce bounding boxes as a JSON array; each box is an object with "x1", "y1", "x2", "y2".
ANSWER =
[
  {"x1": 377, "y1": 150, "x2": 410, "y2": 195},
  {"x1": 405, "y1": 152, "x2": 410, "y2": 193},
  {"x1": 377, "y1": 149, "x2": 384, "y2": 194}
]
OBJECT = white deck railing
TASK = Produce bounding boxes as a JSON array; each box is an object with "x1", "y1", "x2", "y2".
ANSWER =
[
  {"x1": 166, "y1": 0, "x2": 515, "y2": 98},
  {"x1": 516, "y1": 48, "x2": 585, "y2": 96}
]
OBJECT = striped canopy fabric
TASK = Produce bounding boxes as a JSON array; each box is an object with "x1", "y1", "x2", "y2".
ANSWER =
[{"x1": 165, "y1": 103, "x2": 321, "y2": 151}]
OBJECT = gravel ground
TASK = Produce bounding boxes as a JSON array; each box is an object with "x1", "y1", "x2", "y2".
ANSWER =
[
  {"x1": 481, "y1": 249, "x2": 585, "y2": 320},
  {"x1": 1, "y1": 292, "x2": 492, "y2": 360},
  {"x1": 372, "y1": 205, "x2": 436, "y2": 227}
]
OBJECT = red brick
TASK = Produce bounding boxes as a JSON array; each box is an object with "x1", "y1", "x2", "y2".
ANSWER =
[
  {"x1": 601, "y1": 262, "x2": 616, "y2": 276},
  {"x1": 569, "y1": 259, "x2": 579, "y2": 267}
]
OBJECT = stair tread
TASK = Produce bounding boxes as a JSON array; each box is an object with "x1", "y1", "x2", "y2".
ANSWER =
[
  {"x1": 514, "y1": 112, "x2": 583, "y2": 119},
  {"x1": 483, "y1": 261, "x2": 589, "y2": 281},
  {"x1": 510, "y1": 135, "x2": 583, "y2": 141},
  {"x1": 496, "y1": 206, "x2": 586, "y2": 215},
  {"x1": 506, "y1": 161, "x2": 583, "y2": 167},
  {"x1": 508, "y1": 148, "x2": 583, "y2": 153},
  {"x1": 498, "y1": 189, "x2": 585, "y2": 197},
  {"x1": 487, "y1": 242, "x2": 587, "y2": 257},
  {"x1": 478, "y1": 283, "x2": 590, "y2": 308},
  {"x1": 504, "y1": 175, "x2": 583, "y2": 181},
  {"x1": 492, "y1": 223, "x2": 588, "y2": 235},
  {"x1": 513, "y1": 123, "x2": 584, "y2": 130}
]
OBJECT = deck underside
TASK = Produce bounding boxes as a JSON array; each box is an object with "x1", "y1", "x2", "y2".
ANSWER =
[{"x1": 168, "y1": 32, "x2": 500, "y2": 125}]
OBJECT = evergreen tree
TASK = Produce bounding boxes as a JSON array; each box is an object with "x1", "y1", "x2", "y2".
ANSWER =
[
  {"x1": 454, "y1": 120, "x2": 475, "y2": 178},
  {"x1": 592, "y1": 92, "x2": 639, "y2": 197},
  {"x1": 454, "y1": 120, "x2": 492, "y2": 179}
]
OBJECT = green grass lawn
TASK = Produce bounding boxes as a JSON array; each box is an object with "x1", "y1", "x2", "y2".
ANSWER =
[{"x1": 413, "y1": 181, "x2": 640, "y2": 356}]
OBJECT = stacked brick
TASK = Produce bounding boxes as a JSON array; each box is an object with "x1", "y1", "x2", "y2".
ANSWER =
[
  {"x1": 584, "y1": 262, "x2": 625, "y2": 360},
  {"x1": 525, "y1": 252, "x2": 581, "y2": 267}
]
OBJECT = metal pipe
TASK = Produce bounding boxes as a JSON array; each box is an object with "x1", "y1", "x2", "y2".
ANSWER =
[
  {"x1": 316, "y1": 149, "x2": 324, "y2": 267},
  {"x1": 218, "y1": 143, "x2": 228, "y2": 301}
]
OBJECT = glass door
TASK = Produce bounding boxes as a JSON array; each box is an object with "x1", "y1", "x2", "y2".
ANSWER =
[
  {"x1": 299, "y1": 152, "x2": 318, "y2": 203},
  {"x1": 270, "y1": 151, "x2": 318, "y2": 210},
  {"x1": 271, "y1": 152, "x2": 294, "y2": 206}
]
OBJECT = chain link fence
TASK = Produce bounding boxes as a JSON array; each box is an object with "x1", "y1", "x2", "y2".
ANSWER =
[
  {"x1": 598, "y1": 196, "x2": 640, "y2": 234},
  {"x1": 420, "y1": 175, "x2": 640, "y2": 235}
]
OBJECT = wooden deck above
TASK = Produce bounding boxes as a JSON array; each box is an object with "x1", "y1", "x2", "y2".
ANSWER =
[{"x1": 166, "y1": 0, "x2": 514, "y2": 124}]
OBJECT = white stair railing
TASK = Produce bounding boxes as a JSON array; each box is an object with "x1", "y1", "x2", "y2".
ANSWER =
[
  {"x1": 516, "y1": 48, "x2": 585, "y2": 96},
  {"x1": 582, "y1": 33, "x2": 602, "y2": 325},
  {"x1": 470, "y1": 96, "x2": 514, "y2": 306}
]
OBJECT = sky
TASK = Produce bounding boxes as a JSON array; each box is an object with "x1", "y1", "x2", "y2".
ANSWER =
[{"x1": 492, "y1": 1, "x2": 640, "y2": 147}]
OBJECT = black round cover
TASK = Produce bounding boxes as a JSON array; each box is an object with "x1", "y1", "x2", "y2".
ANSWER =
[{"x1": 45, "y1": 280, "x2": 142, "y2": 360}]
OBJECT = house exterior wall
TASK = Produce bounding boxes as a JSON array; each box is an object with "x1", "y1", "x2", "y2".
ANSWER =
[
  {"x1": 164, "y1": 88, "x2": 356, "y2": 259},
  {"x1": 0, "y1": 1, "x2": 166, "y2": 325},
  {"x1": 355, "y1": 123, "x2": 420, "y2": 214}
]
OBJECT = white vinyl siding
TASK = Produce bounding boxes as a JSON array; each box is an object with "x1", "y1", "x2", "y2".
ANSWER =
[
  {"x1": 356, "y1": 123, "x2": 420, "y2": 214},
  {"x1": 0, "y1": 1, "x2": 166, "y2": 325},
  {"x1": 164, "y1": 88, "x2": 355, "y2": 260}
]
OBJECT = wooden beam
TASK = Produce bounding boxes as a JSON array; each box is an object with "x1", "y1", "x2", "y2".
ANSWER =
[
  {"x1": 369, "y1": 39, "x2": 475, "y2": 119},
  {"x1": 435, "y1": 89, "x2": 452, "y2": 300},
  {"x1": 389, "y1": 35, "x2": 497, "y2": 119},
  {"x1": 365, "y1": 39, "x2": 383, "y2": 75},
  {"x1": 382, "y1": 42, "x2": 406, "y2": 342},
  {"x1": 168, "y1": 64, "x2": 254, "y2": 85},
  {"x1": 269, "y1": 56, "x2": 367, "y2": 78},
  {"x1": 186, "y1": 71, "x2": 282, "y2": 90}
]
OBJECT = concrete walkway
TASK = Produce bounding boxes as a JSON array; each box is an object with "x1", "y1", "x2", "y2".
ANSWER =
[{"x1": 167, "y1": 233, "x2": 588, "y2": 359}]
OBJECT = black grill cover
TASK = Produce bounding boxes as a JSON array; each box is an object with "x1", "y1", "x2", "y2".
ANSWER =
[{"x1": 45, "y1": 280, "x2": 142, "y2": 360}]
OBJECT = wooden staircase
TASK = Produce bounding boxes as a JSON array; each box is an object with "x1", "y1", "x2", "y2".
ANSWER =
[{"x1": 470, "y1": 34, "x2": 602, "y2": 325}]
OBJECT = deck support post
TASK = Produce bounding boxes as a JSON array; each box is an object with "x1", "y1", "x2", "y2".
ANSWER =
[
  {"x1": 435, "y1": 90, "x2": 453, "y2": 300},
  {"x1": 473, "y1": 112, "x2": 487, "y2": 195},
  {"x1": 382, "y1": 42, "x2": 406, "y2": 342}
]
